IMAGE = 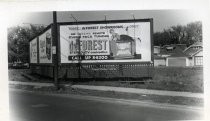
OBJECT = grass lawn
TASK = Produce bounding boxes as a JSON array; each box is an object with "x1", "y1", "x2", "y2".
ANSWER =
[
  {"x1": 8, "y1": 69, "x2": 30, "y2": 82},
  {"x1": 151, "y1": 67, "x2": 203, "y2": 92},
  {"x1": 8, "y1": 67, "x2": 204, "y2": 107},
  {"x1": 76, "y1": 67, "x2": 203, "y2": 93},
  {"x1": 8, "y1": 66, "x2": 203, "y2": 93}
]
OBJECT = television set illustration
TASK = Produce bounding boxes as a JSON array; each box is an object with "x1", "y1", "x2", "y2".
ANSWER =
[{"x1": 110, "y1": 34, "x2": 137, "y2": 59}]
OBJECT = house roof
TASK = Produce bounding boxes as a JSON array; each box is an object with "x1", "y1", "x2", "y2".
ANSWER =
[
  {"x1": 160, "y1": 46, "x2": 188, "y2": 57},
  {"x1": 191, "y1": 49, "x2": 203, "y2": 56},
  {"x1": 184, "y1": 49, "x2": 203, "y2": 57},
  {"x1": 154, "y1": 46, "x2": 161, "y2": 48},
  {"x1": 170, "y1": 44, "x2": 187, "y2": 51},
  {"x1": 154, "y1": 54, "x2": 165, "y2": 59},
  {"x1": 157, "y1": 42, "x2": 202, "y2": 58},
  {"x1": 183, "y1": 41, "x2": 203, "y2": 56},
  {"x1": 168, "y1": 46, "x2": 188, "y2": 57},
  {"x1": 184, "y1": 47, "x2": 200, "y2": 56}
]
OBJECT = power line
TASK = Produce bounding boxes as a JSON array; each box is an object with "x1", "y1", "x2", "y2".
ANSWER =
[{"x1": 131, "y1": 13, "x2": 136, "y2": 40}]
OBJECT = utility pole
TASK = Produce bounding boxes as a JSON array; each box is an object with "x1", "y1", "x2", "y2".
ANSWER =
[{"x1": 53, "y1": 11, "x2": 59, "y2": 90}]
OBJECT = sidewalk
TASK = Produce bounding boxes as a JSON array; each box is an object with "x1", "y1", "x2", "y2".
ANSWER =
[
  {"x1": 72, "y1": 85, "x2": 204, "y2": 98},
  {"x1": 9, "y1": 81, "x2": 204, "y2": 98},
  {"x1": 9, "y1": 81, "x2": 54, "y2": 87}
]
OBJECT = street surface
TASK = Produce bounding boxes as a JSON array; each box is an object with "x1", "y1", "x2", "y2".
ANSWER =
[{"x1": 9, "y1": 89, "x2": 203, "y2": 121}]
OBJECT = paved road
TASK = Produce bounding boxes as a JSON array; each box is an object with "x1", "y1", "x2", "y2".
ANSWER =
[{"x1": 9, "y1": 89, "x2": 203, "y2": 121}]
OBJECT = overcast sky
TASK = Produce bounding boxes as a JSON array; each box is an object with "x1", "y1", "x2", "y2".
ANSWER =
[{"x1": 9, "y1": 10, "x2": 203, "y2": 32}]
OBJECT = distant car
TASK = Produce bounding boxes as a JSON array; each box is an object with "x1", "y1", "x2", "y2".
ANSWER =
[
  {"x1": 10, "y1": 63, "x2": 29, "y2": 69},
  {"x1": 8, "y1": 63, "x2": 13, "y2": 69},
  {"x1": 12, "y1": 63, "x2": 23, "y2": 69},
  {"x1": 23, "y1": 63, "x2": 29, "y2": 68}
]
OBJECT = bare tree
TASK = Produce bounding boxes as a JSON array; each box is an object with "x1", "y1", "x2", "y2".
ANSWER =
[
  {"x1": 8, "y1": 25, "x2": 45, "y2": 63},
  {"x1": 154, "y1": 21, "x2": 202, "y2": 46}
]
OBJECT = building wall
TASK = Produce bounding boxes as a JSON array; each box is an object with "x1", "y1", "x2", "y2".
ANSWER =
[
  {"x1": 154, "y1": 59, "x2": 166, "y2": 66},
  {"x1": 187, "y1": 58, "x2": 194, "y2": 66},
  {"x1": 194, "y1": 50, "x2": 203, "y2": 66},
  {"x1": 193, "y1": 56, "x2": 203, "y2": 66},
  {"x1": 154, "y1": 47, "x2": 160, "y2": 54},
  {"x1": 188, "y1": 50, "x2": 203, "y2": 66},
  {"x1": 194, "y1": 50, "x2": 203, "y2": 56}
]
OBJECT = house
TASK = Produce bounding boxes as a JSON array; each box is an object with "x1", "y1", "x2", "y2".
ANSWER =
[
  {"x1": 154, "y1": 44, "x2": 188, "y2": 67},
  {"x1": 165, "y1": 46, "x2": 189, "y2": 67},
  {"x1": 154, "y1": 41, "x2": 203, "y2": 66},
  {"x1": 153, "y1": 46, "x2": 167, "y2": 66},
  {"x1": 154, "y1": 42, "x2": 203, "y2": 67},
  {"x1": 183, "y1": 41, "x2": 203, "y2": 66},
  {"x1": 154, "y1": 55, "x2": 166, "y2": 66}
]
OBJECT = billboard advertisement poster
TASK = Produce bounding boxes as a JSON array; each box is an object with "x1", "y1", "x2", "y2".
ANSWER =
[
  {"x1": 39, "y1": 29, "x2": 52, "y2": 63},
  {"x1": 30, "y1": 38, "x2": 38, "y2": 63},
  {"x1": 60, "y1": 22, "x2": 151, "y2": 63}
]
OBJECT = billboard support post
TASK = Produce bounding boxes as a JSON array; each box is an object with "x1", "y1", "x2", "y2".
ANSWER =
[{"x1": 53, "y1": 11, "x2": 59, "y2": 89}]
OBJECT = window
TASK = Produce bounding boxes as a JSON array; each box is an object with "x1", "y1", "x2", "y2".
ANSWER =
[{"x1": 194, "y1": 56, "x2": 203, "y2": 66}]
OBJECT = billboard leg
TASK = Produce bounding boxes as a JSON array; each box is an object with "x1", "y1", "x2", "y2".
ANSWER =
[{"x1": 53, "y1": 66, "x2": 59, "y2": 90}]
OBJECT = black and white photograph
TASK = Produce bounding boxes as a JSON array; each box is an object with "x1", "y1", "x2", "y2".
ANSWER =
[{"x1": 0, "y1": 0, "x2": 210, "y2": 121}]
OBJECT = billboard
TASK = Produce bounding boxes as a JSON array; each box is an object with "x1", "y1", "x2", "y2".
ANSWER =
[
  {"x1": 39, "y1": 29, "x2": 52, "y2": 63},
  {"x1": 60, "y1": 21, "x2": 152, "y2": 63},
  {"x1": 30, "y1": 38, "x2": 38, "y2": 63}
]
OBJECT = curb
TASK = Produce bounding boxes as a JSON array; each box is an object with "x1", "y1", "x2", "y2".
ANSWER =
[
  {"x1": 9, "y1": 81, "x2": 204, "y2": 99},
  {"x1": 72, "y1": 85, "x2": 204, "y2": 98}
]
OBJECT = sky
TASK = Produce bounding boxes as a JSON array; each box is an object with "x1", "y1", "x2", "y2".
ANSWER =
[{"x1": 8, "y1": 9, "x2": 204, "y2": 32}]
